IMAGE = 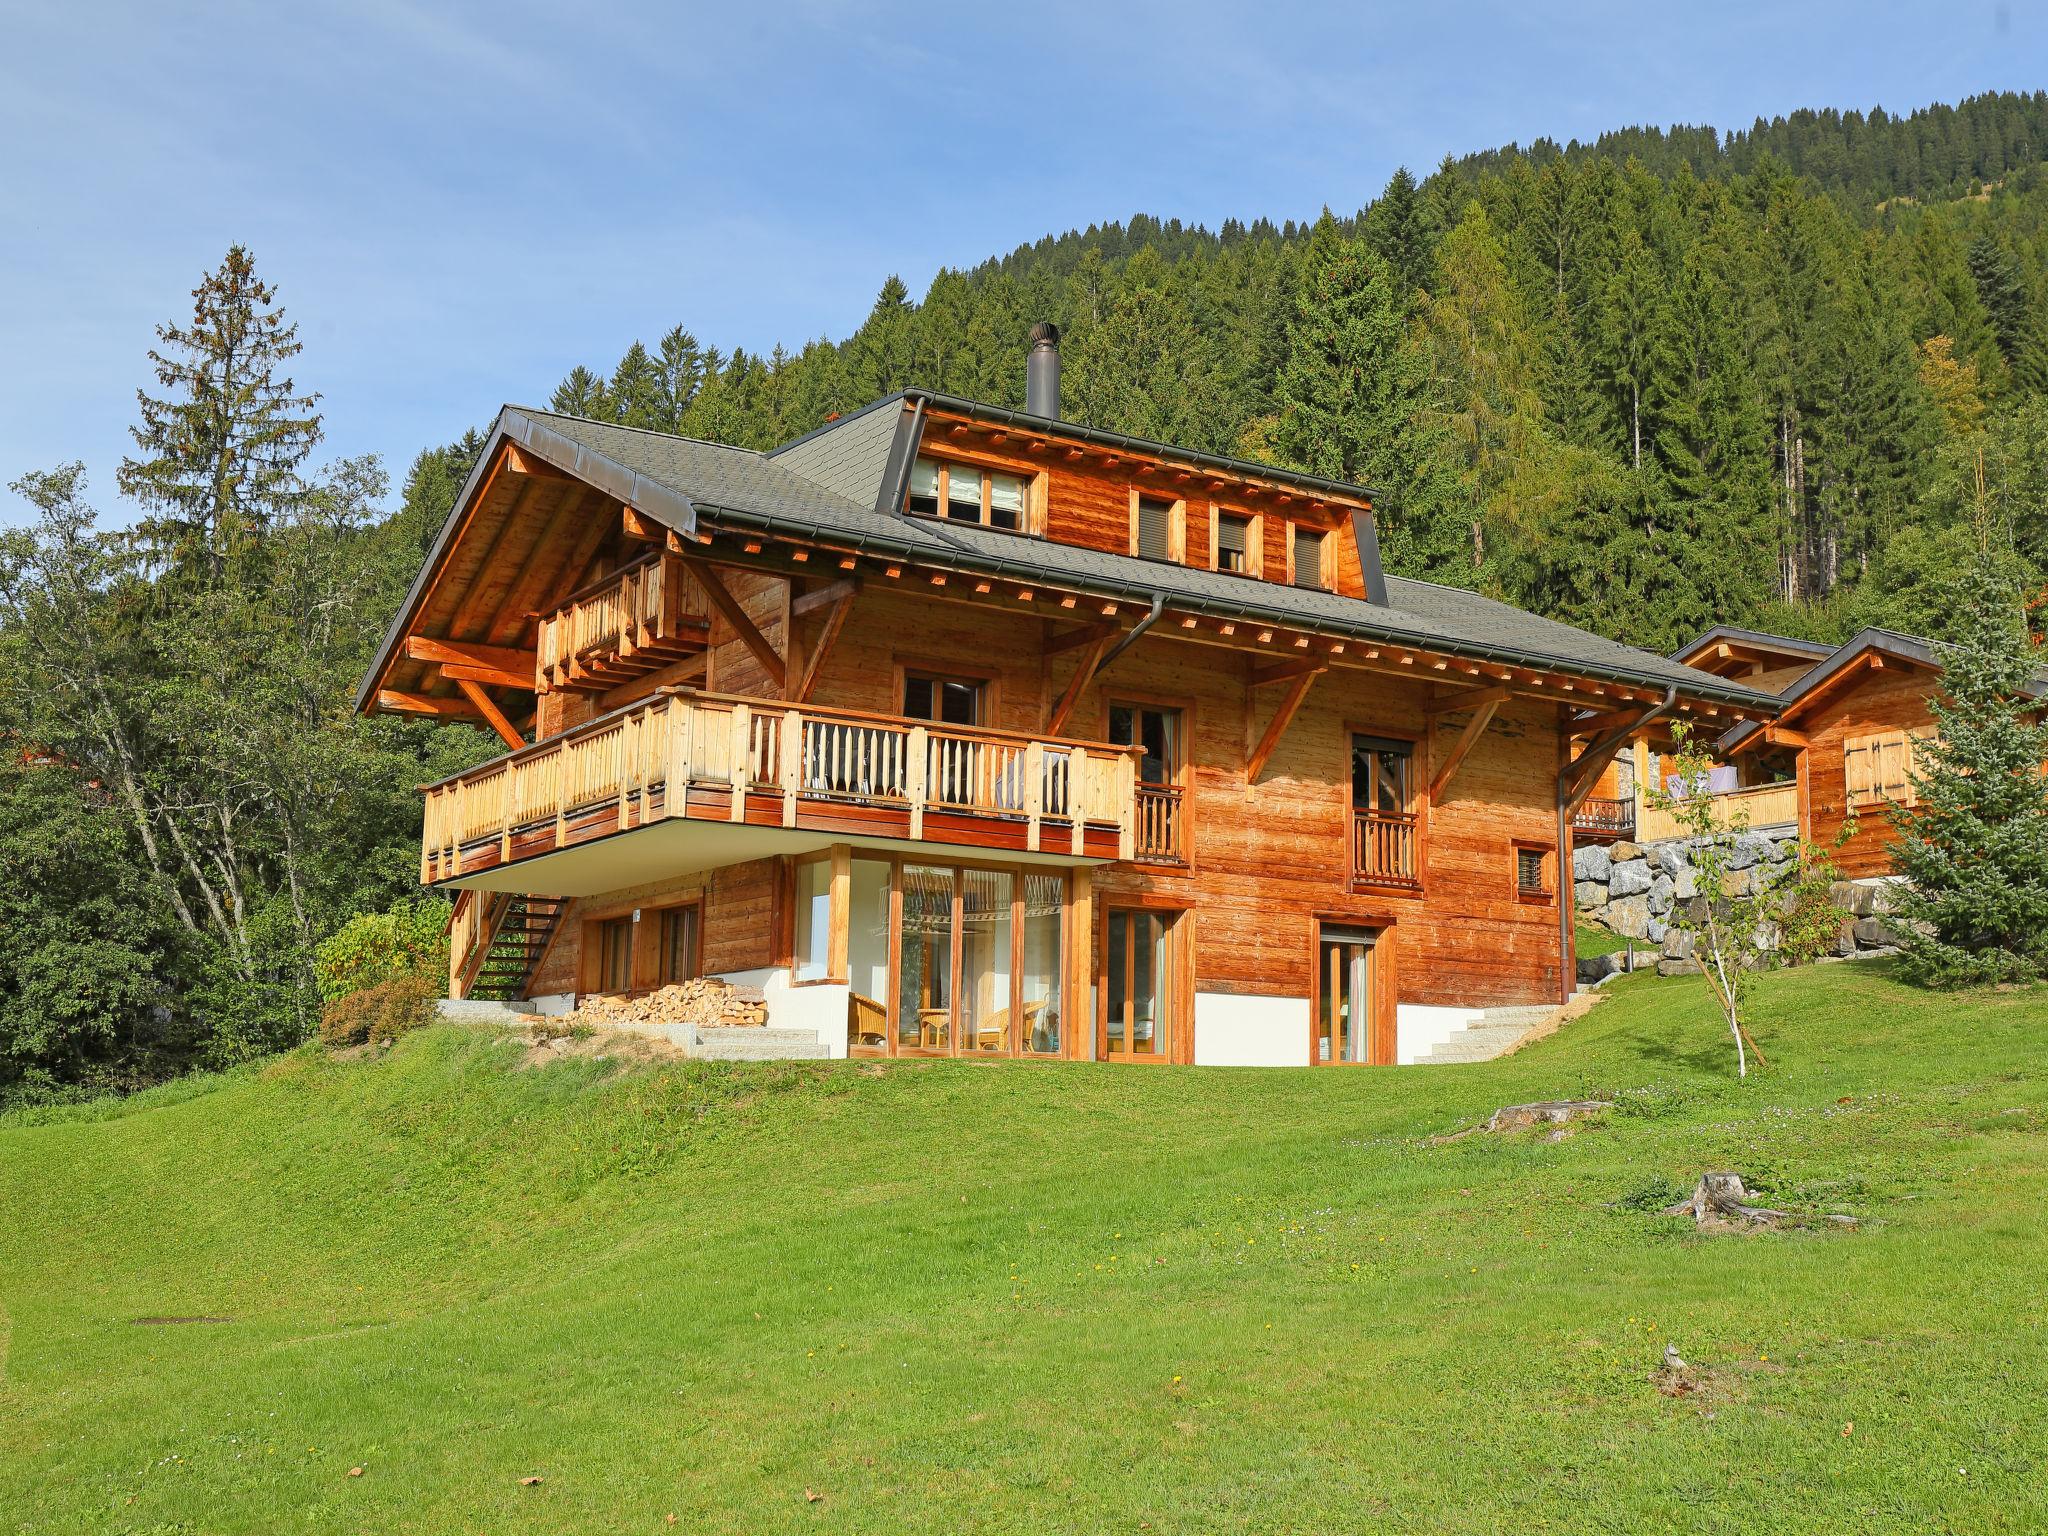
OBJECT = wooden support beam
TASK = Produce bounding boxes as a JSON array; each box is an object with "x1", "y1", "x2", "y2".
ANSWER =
[
  {"x1": 672, "y1": 548, "x2": 786, "y2": 690},
  {"x1": 1765, "y1": 724, "x2": 1811, "y2": 750},
  {"x1": 1568, "y1": 703, "x2": 1656, "y2": 741},
  {"x1": 377, "y1": 689, "x2": 483, "y2": 720},
  {"x1": 1245, "y1": 669, "x2": 1320, "y2": 784},
  {"x1": 793, "y1": 590, "x2": 854, "y2": 704},
  {"x1": 439, "y1": 661, "x2": 537, "y2": 691},
  {"x1": 791, "y1": 577, "x2": 859, "y2": 618},
  {"x1": 454, "y1": 678, "x2": 525, "y2": 751},
  {"x1": 1429, "y1": 696, "x2": 1501, "y2": 801},
  {"x1": 1046, "y1": 619, "x2": 1120, "y2": 655},
  {"x1": 405, "y1": 636, "x2": 537, "y2": 685},
  {"x1": 1424, "y1": 683, "x2": 1511, "y2": 716},
  {"x1": 621, "y1": 506, "x2": 665, "y2": 543},
  {"x1": 1250, "y1": 655, "x2": 1324, "y2": 687},
  {"x1": 1047, "y1": 634, "x2": 1113, "y2": 737}
]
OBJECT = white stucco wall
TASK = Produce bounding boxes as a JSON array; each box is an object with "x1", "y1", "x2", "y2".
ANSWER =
[
  {"x1": 762, "y1": 971, "x2": 849, "y2": 1058},
  {"x1": 1193, "y1": 992, "x2": 1310, "y2": 1066},
  {"x1": 1395, "y1": 1004, "x2": 1484, "y2": 1065}
]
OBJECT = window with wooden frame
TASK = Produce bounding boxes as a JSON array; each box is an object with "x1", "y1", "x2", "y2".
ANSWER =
[
  {"x1": 1109, "y1": 698, "x2": 1188, "y2": 865},
  {"x1": 1100, "y1": 905, "x2": 1184, "y2": 1062},
  {"x1": 655, "y1": 903, "x2": 701, "y2": 986},
  {"x1": 1511, "y1": 841, "x2": 1555, "y2": 903},
  {"x1": 1290, "y1": 523, "x2": 1329, "y2": 590},
  {"x1": 1211, "y1": 508, "x2": 1260, "y2": 576},
  {"x1": 1844, "y1": 728, "x2": 1928, "y2": 808},
  {"x1": 1351, "y1": 734, "x2": 1420, "y2": 889},
  {"x1": 1129, "y1": 491, "x2": 1182, "y2": 562},
  {"x1": 906, "y1": 456, "x2": 1032, "y2": 532},
  {"x1": 588, "y1": 914, "x2": 633, "y2": 994}
]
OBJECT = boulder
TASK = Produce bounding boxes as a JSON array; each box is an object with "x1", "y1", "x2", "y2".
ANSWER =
[
  {"x1": 1657, "y1": 957, "x2": 1703, "y2": 977},
  {"x1": 1648, "y1": 842, "x2": 1685, "y2": 878},
  {"x1": 1574, "y1": 880, "x2": 1607, "y2": 910},
  {"x1": 1572, "y1": 844, "x2": 1612, "y2": 882},
  {"x1": 1646, "y1": 916, "x2": 1668, "y2": 945},
  {"x1": 1672, "y1": 863, "x2": 1699, "y2": 900},
  {"x1": 1727, "y1": 833, "x2": 1774, "y2": 871},
  {"x1": 1609, "y1": 859, "x2": 1654, "y2": 897},
  {"x1": 1853, "y1": 915, "x2": 1901, "y2": 948},
  {"x1": 1661, "y1": 928, "x2": 1694, "y2": 960},
  {"x1": 1577, "y1": 952, "x2": 1624, "y2": 985},
  {"x1": 1646, "y1": 873, "x2": 1675, "y2": 916},
  {"x1": 1607, "y1": 840, "x2": 1642, "y2": 863},
  {"x1": 1719, "y1": 867, "x2": 1754, "y2": 898},
  {"x1": 1606, "y1": 895, "x2": 1652, "y2": 939}
]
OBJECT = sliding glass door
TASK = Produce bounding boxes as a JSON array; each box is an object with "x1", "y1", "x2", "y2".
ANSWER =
[
  {"x1": 839, "y1": 855, "x2": 1063, "y2": 1059},
  {"x1": 1315, "y1": 925, "x2": 1381, "y2": 1064}
]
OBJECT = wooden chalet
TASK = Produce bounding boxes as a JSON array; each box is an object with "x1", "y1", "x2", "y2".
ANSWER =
[
  {"x1": 358, "y1": 329, "x2": 1779, "y2": 1065},
  {"x1": 1592, "y1": 625, "x2": 2048, "y2": 879}
]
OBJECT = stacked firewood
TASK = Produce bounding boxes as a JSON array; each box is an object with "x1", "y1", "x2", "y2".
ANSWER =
[{"x1": 573, "y1": 978, "x2": 767, "y2": 1029}]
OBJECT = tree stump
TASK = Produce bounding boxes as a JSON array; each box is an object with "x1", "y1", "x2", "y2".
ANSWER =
[
  {"x1": 1662, "y1": 1172, "x2": 1788, "y2": 1231},
  {"x1": 1483, "y1": 1100, "x2": 1608, "y2": 1134}
]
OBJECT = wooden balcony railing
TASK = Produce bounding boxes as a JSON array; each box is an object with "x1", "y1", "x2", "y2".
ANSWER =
[
  {"x1": 420, "y1": 689, "x2": 1142, "y2": 884},
  {"x1": 1635, "y1": 781, "x2": 1800, "y2": 843},
  {"x1": 1353, "y1": 810, "x2": 1420, "y2": 889},
  {"x1": 534, "y1": 550, "x2": 711, "y2": 693},
  {"x1": 1132, "y1": 782, "x2": 1185, "y2": 862},
  {"x1": 1573, "y1": 796, "x2": 1637, "y2": 840}
]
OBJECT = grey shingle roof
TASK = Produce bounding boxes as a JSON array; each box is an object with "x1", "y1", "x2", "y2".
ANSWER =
[{"x1": 360, "y1": 402, "x2": 1785, "y2": 714}]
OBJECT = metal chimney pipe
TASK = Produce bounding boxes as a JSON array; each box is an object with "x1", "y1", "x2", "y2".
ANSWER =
[{"x1": 1026, "y1": 321, "x2": 1061, "y2": 419}]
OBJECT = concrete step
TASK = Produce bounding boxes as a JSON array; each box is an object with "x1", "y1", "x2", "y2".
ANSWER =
[
  {"x1": 690, "y1": 1027, "x2": 828, "y2": 1062},
  {"x1": 437, "y1": 997, "x2": 537, "y2": 1025}
]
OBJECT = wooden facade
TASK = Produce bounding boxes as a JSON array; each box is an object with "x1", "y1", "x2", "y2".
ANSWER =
[{"x1": 361, "y1": 388, "x2": 1776, "y2": 1066}]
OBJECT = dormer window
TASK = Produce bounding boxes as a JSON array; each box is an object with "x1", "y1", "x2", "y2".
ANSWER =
[
  {"x1": 1291, "y1": 525, "x2": 1328, "y2": 590},
  {"x1": 907, "y1": 456, "x2": 1029, "y2": 532},
  {"x1": 1213, "y1": 511, "x2": 1257, "y2": 575}
]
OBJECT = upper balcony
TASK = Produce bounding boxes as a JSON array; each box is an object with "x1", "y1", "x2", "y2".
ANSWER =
[
  {"x1": 420, "y1": 690, "x2": 1142, "y2": 894},
  {"x1": 534, "y1": 549, "x2": 710, "y2": 694}
]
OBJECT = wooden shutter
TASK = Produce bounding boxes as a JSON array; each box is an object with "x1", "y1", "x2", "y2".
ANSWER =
[
  {"x1": 1292, "y1": 526, "x2": 1325, "y2": 589},
  {"x1": 1135, "y1": 497, "x2": 1172, "y2": 560},
  {"x1": 1847, "y1": 729, "x2": 1918, "y2": 807}
]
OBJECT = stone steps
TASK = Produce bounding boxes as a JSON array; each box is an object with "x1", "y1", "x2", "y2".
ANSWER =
[{"x1": 1414, "y1": 996, "x2": 1592, "y2": 1065}]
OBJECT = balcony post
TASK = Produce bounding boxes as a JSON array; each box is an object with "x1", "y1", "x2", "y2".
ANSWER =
[
  {"x1": 908, "y1": 724, "x2": 928, "y2": 840},
  {"x1": 501, "y1": 760, "x2": 516, "y2": 863},
  {"x1": 1069, "y1": 746, "x2": 1088, "y2": 856},
  {"x1": 729, "y1": 703, "x2": 751, "y2": 822},
  {"x1": 1118, "y1": 751, "x2": 1136, "y2": 862},
  {"x1": 1024, "y1": 741, "x2": 1043, "y2": 853},
  {"x1": 782, "y1": 708, "x2": 803, "y2": 828}
]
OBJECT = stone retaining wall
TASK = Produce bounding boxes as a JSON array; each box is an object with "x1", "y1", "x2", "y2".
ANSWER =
[{"x1": 1572, "y1": 834, "x2": 1906, "y2": 980}]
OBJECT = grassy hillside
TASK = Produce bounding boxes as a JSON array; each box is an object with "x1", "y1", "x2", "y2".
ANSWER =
[{"x1": 3, "y1": 963, "x2": 2044, "y2": 1534}]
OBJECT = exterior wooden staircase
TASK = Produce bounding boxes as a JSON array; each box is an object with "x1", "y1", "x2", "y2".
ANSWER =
[{"x1": 453, "y1": 892, "x2": 567, "y2": 1003}]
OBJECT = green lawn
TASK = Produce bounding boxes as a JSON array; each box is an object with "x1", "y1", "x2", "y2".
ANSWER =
[{"x1": 3, "y1": 962, "x2": 2045, "y2": 1534}]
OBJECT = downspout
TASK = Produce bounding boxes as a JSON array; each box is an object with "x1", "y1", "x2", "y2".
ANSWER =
[
  {"x1": 1097, "y1": 591, "x2": 1166, "y2": 672},
  {"x1": 1555, "y1": 684, "x2": 1678, "y2": 1004}
]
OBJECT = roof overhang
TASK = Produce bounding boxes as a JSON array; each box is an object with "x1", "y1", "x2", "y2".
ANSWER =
[{"x1": 353, "y1": 409, "x2": 698, "y2": 714}]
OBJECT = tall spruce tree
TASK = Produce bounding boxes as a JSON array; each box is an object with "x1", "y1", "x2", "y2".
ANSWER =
[
  {"x1": 1274, "y1": 213, "x2": 1463, "y2": 576},
  {"x1": 1890, "y1": 552, "x2": 2048, "y2": 986},
  {"x1": 116, "y1": 246, "x2": 322, "y2": 577}
]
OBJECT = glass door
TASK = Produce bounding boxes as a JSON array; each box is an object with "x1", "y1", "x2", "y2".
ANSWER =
[
  {"x1": 1102, "y1": 908, "x2": 1176, "y2": 1061},
  {"x1": 1316, "y1": 925, "x2": 1379, "y2": 1064},
  {"x1": 1110, "y1": 703, "x2": 1184, "y2": 862}
]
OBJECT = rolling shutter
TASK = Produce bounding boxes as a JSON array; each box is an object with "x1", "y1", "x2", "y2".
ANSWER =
[
  {"x1": 1135, "y1": 496, "x2": 1173, "y2": 560},
  {"x1": 1215, "y1": 513, "x2": 1248, "y2": 571},
  {"x1": 1293, "y1": 526, "x2": 1325, "y2": 589}
]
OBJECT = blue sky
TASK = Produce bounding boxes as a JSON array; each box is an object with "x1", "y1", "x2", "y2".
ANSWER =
[{"x1": 1, "y1": 1, "x2": 2041, "y2": 522}]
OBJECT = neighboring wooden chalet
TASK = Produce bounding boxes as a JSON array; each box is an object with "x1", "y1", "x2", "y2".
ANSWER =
[
  {"x1": 1587, "y1": 624, "x2": 2048, "y2": 879},
  {"x1": 358, "y1": 332, "x2": 1776, "y2": 1065}
]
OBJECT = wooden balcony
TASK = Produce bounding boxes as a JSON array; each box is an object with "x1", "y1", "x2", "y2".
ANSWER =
[
  {"x1": 1131, "y1": 782, "x2": 1185, "y2": 862},
  {"x1": 1572, "y1": 795, "x2": 1637, "y2": 841},
  {"x1": 420, "y1": 689, "x2": 1142, "y2": 890},
  {"x1": 1636, "y1": 781, "x2": 1800, "y2": 843},
  {"x1": 534, "y1": 550, "x2": 710, "y2": 693},
  {"x1": 1353, "y1": 810, "x2": 1420, "y2": 890}
]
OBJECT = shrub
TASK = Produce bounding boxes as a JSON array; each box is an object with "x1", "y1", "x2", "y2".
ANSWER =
[
  {"x1": 315, "y1": 898, "x2": 452, "y2": 1003},
  {"x1": 320, "y1": 973, "x2": 441, "y2": 1050},
  {"x1": 1776, "y1": 826, "x2": 1855, "y2": 968}
]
